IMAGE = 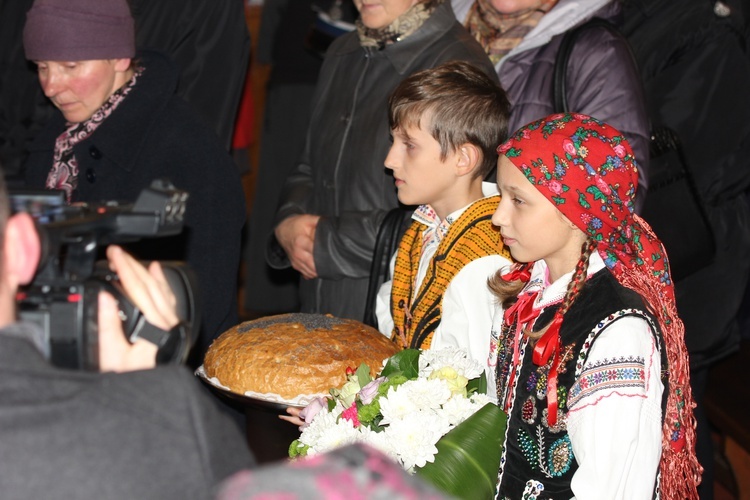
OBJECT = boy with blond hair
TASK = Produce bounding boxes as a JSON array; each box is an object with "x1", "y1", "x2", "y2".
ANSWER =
[{"x1": 376, "y1": 60, "x2": 513, "y2": 369}]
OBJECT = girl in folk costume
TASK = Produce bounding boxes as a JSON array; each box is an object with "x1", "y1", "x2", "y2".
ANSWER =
[{"x1": 488, "y1": 113, "x2": 700, "y2": 499}]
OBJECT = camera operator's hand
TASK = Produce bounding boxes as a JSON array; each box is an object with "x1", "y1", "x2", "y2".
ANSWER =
[
  {"x1": 98, "y1": 246, "x2": 180, "y2": 372},
  {"x1": 98, "y1": 291, "x2": 158, "y2": 372},
  {"x1": 106, "y1": 245, "x2": 179, "y2": 331}
]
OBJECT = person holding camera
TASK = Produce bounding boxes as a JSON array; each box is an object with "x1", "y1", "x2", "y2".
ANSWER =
[
  {"x1": 0, "y1": 172, "x2": 254, "y2": 498},
  {"x1": 19, "y1": 0, "x2": 247, "y2": 364}
]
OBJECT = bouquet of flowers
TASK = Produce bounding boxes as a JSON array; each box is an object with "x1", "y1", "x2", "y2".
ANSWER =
[{"x1": 288, "y1": 347, "x2": 507, "y2": 499}]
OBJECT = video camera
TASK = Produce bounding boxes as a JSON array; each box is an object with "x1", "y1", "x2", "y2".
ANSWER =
[{"x1": 11, "y1": 180, "x2": 199, "y2": 371}]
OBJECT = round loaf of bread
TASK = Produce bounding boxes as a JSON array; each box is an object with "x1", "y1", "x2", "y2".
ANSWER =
[{"x1": 203, "y1": 313, "x2": 400, "y2": 400}]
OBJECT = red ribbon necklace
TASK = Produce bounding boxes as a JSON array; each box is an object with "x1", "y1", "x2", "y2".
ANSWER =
[{"x1": 503, "y1": 285, "x2": 565, "y2": 426}]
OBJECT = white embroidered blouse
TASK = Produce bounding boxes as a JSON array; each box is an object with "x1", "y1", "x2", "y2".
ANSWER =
[{"x1": 491, "y1": 252, "x2": 663, "y2": 499}]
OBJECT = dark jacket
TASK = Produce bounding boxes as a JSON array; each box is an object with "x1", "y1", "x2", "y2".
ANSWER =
[
  {"x1": 242, "y1": 0, "x2": 327, "y2": 315},
  {"x1": 0, "y1": 322, "x2": 254, "y2": 499},
  {"x1": 271, "y1": 0, "x2": 497, "y2": 321},
  {"x1": 23, "y1": 50, "x2": 247, "y2": 357},
  {"x1": 130, "y1": 0, "x2": 251, "y2": 151},
  {"x1": 622, "y1": 0, "x2": 750, "y2": 368},
  {"x1": 452, "y1": 0, "x2": 650, "y2": 204}
]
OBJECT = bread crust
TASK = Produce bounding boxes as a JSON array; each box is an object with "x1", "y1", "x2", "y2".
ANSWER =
[{"x1": 204, "y1": 313, "x2": 399, "y2": 399}]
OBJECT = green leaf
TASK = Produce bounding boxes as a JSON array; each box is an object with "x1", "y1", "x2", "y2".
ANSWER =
[
  {"x1": 378, "y1": 374, "x2": 408, "y2": 395},
  {"x1": 357, "y1": 399, "x2": 381, "y2": 425},
  {"x1": 288, "y1": 439, "x2": 308, "y2": 458},
  {"x1": 355, "y1": 363, "x2": 372, "y2": 387},
  {"x1": 416, "y1": 403, "x2": 507, "y2": 500},
  {"x1": 379, "y1": 349, "x2": 420, "y2": 379},
  {"x1": 466, "y1": 371, "x2": 487, "y2": 395}
]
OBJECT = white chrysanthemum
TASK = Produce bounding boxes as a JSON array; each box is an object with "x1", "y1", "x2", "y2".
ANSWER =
[
  {"x1": 404, "y1": 378, "x2": 453, "y2": 409},
  {"x1": 383, "y1": 411, "x2": 449, "y2": 470},
  {"x1": 419, "y1": 347, "x2": 483, "y2": 379},
  {"x1": 378, "y1": 384, "x2": 419, "y2": 424},
  {"x1": 298, "y1": 408, "x2": 337, "y2": 447},
  {"x1": 440, "y1": 393, "x2": 484, "y2": 426},
  {"x1": 305, "y1": 415, "x2": 361, "y2": 455},
  {"x1": 297, "y1": 407, "x2": 356, "y2": 454},
  {"x1": 380, "y1": 379, "x2": 451, "y2": 424},
  {"x1": 358, "y1": 426, "x2": 399, "y2": 463},
  {"x1": 470, "y1": 392, "x2": 493, "y2": 407}
]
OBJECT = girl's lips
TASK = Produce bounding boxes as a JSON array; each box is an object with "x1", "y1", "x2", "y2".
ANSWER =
[
  {"x1": 394, "y1": 178, "x2": 405, "y2": 187},
  {"x1": 502, "y1": 236, "x2": 516, "y2": 246}
]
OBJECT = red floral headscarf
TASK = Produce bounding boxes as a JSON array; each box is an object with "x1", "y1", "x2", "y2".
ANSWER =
[{"x1": 498, "y1": 113, "x2": 700, "y2": 499}]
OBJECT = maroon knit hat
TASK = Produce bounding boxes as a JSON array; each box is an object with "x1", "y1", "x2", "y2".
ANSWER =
[{"x1": 23, "y1": 0, "x2": 135, "y2": 61}]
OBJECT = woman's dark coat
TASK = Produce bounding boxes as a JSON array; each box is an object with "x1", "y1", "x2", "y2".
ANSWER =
[
  {"x1": 24, "y1": 50, "x2": 246, "y2": 357},
  {"x1": 271, "y1": 1, "x2": 497, "y2": 321}
]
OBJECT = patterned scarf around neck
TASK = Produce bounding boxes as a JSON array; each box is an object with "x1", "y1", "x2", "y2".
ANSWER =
[
  {"x1": 356, "y1": 0, "x2": 441, "y2": 49},
  {"x1": 465, "y1": 0, "x2": 557, "y2": 64},
  {"x1": 48, "y1": 67, "x2": 142, "y2": 202}
]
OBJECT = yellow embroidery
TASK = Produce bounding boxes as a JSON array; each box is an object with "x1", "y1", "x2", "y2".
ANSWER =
[{"x1": 390, "y1": 196, "x2": 511, "y2": 349}]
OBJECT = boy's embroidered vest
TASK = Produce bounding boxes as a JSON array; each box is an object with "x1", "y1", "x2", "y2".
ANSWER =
[
  {"x1": 390, "y1": 195, "x2": 509, "y2": 349},
  {"x1": 495, "y1": 270, "x2": 667, "y2": 500}
]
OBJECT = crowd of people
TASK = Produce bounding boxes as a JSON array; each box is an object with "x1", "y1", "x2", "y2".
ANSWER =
[{"x1": 0, "y1": 0, "x2": 748, "y2": 497}]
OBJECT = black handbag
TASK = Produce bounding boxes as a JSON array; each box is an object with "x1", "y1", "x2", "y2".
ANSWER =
[
  {"x1": 362, "y1": 207, "x2": 414, "y2": 328},
  {"x1": 553, "y1": 18, "x2": 716, "y2": 282}
]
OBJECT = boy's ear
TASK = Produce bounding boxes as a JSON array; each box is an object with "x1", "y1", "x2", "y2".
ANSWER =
[{"x1": 455, "y1": 143, "x2": 481, "y2": 177}]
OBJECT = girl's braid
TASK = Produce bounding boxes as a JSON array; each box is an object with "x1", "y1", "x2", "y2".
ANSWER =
[{"x1": 557, "y1": 237, "x2": 598, "y2": 318}]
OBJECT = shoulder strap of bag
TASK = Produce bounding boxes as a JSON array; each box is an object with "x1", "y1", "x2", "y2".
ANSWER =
[
  {"x1": 363, "y1": 207, "x2": 414, "y2": 328},
  {"x1": 553, "y1": 18, "x2": 627, "y2": 113}
]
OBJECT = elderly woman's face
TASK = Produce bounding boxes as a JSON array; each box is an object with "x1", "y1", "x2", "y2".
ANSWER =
[
  {"x1": 355, "y1": 0, "x2": 420, "y2": 30},
  {"x1": 35, "y1": 59, "x2": 131, "y2": 123},
  {"x1": 489, "y1": 0, "x2": 546, "y2": 14}
]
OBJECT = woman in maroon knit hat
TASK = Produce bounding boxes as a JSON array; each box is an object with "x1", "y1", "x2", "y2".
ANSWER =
[
  {"x1": 21, "y1": 0, "x2": 246, "y2": 361},
  {"x1": 488, "y1": 113, "x2": 700, "y2": 499}
]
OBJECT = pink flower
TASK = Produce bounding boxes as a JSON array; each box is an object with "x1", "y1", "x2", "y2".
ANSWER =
[
  {"x1": 359, "y1": 376, "x2": 386, "y2": 405},
  {"x1": 613, "y1": 144, "x2": 626, "y2": 158},
  {"x1": 595, "y1": 176, "x2": 611, "y2": 194},
  {"x1": 341, "y1": 401, "x2": 360, "y2": 427},
  {"x1": 548, "y1": 180, "x2": 563, "y2": 195},
  {"x1": 562, "y1": 139, "x2": 576, "y2": 156},
  {"x1": 299, "y1": 397, "x2": 328, "y2": 429}
]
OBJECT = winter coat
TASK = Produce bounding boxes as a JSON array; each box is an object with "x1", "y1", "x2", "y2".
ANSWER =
[
  {"x1": 0, "y1": 322, "x2": 254, "y2": 498},
  {"x1": 453, "y1": 0, "x2": 650, "y2": 203},
  {"x1": 23, "y1": 50, "x2": 247, "y2": 358},
  {"x1": 622, "y1": 0, "x2": 750, "y2": 369},
  {"x1": 270, "y1": 0, "x2": 497, "y2": 321},
  {"x1": 130, "y1": 0, "x2": 251, "y2": 151}
]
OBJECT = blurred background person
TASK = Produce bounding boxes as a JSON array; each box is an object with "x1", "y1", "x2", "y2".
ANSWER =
[
  {"x1": 621, "y1": 1, "x2": 750, "y2": 497},
  {"x1": 452, "y1": 0, "x2": 649, "y2": 208},
  {"x1": 243, "y1": 0, "x2": 356, "y2": 317},
  {"x1": 130, "y1": 0, "x2": 251, "y2": 152}
]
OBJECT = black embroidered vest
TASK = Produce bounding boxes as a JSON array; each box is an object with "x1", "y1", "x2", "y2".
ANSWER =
[{"x1": 495, "y1": 270, "x2": 667, "y2": 499}]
